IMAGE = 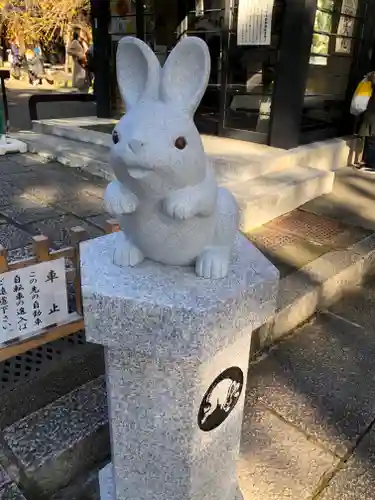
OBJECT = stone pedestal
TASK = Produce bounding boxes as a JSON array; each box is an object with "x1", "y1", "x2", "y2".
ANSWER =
[{"x1": 81, "y1": 232, "x2": 279, "y2": 500}]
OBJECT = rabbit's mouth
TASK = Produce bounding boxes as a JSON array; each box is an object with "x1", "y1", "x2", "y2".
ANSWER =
[{"x1": 127, "y1": 166, "x2": 151, "y2": 179}]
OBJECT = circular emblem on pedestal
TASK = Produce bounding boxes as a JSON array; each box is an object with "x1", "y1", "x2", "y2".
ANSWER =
[{"x1": 198, "y1": 367, "x2": 244, "y2": 432}]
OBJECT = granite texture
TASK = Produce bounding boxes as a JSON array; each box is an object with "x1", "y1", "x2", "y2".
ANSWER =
[
  {"x1": 247, "y1": 312, "x2": 375, "y2": 458},
  {"x1": 106, "y1": 36, "x2": 238, "y2": 278},
  {"x1": 82, "y1": 231, "x2": 279, "y2": 359},
  {"x1": 3, "y1": 377, "x2": 109, "y2": 496},
  {"x1": 82, "y1": 230, "x2": 278, "y2": 500},
  {"x1": 319, "y1": 422, "x2": 375, "y2": 499},
  {"x1": 238, "y1": 402, "x2": 337, "y2": 500},
  {"x1": 0, "y1": 342, "x2": 105, "y2": 429},
  {"x1": 0, "y1": 484, "x2": 27, "y2": 500},
  {"x1": 99, "y1": 464, "x2": 114, "y2": 500},
  {"x1": 0, "y1": 466, "x2": 10, "y2": 490},
  {"x1": 103, "y1": 331, "x2": 251, "y2": 500},
  {"x1": 0, "y1": 224, "x2": 32, "y2": 250},
  {"x1": 328, "y1": 277, "x2": 375, "y2": 332},
  {"x1": 0, "y1": 182, "x2": 22, "y2": 207}
]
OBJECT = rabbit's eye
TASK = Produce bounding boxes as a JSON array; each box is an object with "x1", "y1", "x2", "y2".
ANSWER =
[
  {"x1": 175, "y1": 136, "x2": 187, "y2": 150},
  {"x1": 112, "y1": 130, "x2": 120, "y2": 144}
]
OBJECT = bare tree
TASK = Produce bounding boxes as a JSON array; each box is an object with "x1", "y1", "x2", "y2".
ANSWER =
[{"x1": 0, "y1": 0, "x2": 90, "y2": 46}]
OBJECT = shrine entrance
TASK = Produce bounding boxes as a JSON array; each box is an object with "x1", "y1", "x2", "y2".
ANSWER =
[{"x1": 91, "y1": 0, "x2": 375, "y2": 148}]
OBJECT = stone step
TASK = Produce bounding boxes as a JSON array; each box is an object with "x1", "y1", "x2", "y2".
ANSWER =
[
  {"x1": 2, "y1": 376, "x2": 110, "y2": 498},
  {"x1": 13, "y1": 131, "x2": 334, "y2": 231},
  {"x1": 13, "y1": 131, "x2": 114, "y2": 181},
  {"x1": 31, "y1": 121, "x2": 282, "y2": 182},
  {"x1": 0, "y1": 339, "x2": 104, "y2": 430},
  {"x1": 231, "y1": 166, "x2": 334, "y2": 232}
]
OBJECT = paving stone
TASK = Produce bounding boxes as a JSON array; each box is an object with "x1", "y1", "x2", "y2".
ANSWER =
[
  {"x1": 3, "y1": 377, "x2": 109, "y2": 496},
  {"x1": 6, "y1": 246, "x2": 34, "y2": 263},
  {"x1": 81, "y1": 181, "x2": 105, "y2": 199},
  {"x1": 0, "y1": 225, "x2": 32, "y2": 251},
  {"x1": 0, "y1": 341, "x2": 105, "y2": 429},
  {"x1": 87, "y1": 214, "x2": 114, "y2": 232},
  {"x1": 25, "y1": 215, "x2": 104, "y2": 249},
  {"x1": 0, "y1": 196, "x2": 65, "y2": 224},
  {"x1": 246, "y1": 312, "x2": 375, "y2": 457},
  {"x1": 238, "y1": 402, "x2": 337, "y2": 500},
  {"x1": 5, "y1": 168, "x2": 100, "y2": 204},
  {"x1": 0, "y1": 483, "x2": 27, "y2": 500},
  {"x1": 55, "y1": 192, "x2": 105, "y2": 218},
  {"x1": 0, "y1": 160, "x2": 33, "y2": 175},
  {"x1": 318, "y1": 424, "x2": 375, "y2": 499},
  {"x1": 0, "y1": 183, "x2": 22, "y2": 207},
  {"x1": 7, "y1": 153, "x2": 51, "y2": 167},
  {"x1": 328, "y1": 278, "x2": 375, "y2": 333}
]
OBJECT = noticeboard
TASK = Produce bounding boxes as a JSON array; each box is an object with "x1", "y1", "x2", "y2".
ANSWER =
[
  {"x1": 237, "y1": 0, "x2": 275, "y2": 46},
  {"x1": 0, "y1": 259, "x2": 68, "y2": 344}
]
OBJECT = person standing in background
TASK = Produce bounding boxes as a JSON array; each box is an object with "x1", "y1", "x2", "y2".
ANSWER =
[
  {"x1": 67, "y1": 30, "x2": 89, "y2": 91},
  {"x1": 357, "y1": 71, "x2": 375, "y2": 170},
  {"x1": 9, "y1": 40, "x2": 21, "y2": 79}
]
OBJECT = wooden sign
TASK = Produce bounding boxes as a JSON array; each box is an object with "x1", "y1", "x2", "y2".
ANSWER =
[
  {"x1": 0, "y1": 259, "x2": 68, "y2": 343},
  {"x1": 0, "y1": 221, "x2": 120, "y2": 362}
]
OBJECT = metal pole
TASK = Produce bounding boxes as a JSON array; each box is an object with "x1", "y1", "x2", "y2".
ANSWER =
[
  {"x1": 91, "y1": 0, "x2": 111, "y2": 118},
  {"x1": 0, "y1": 76, "x2": 9, "y2": 134}
]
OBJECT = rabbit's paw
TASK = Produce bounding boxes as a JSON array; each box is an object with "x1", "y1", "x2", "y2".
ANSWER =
[
  {"x1": 113, "y1": 239, "x2": 144, "y2": 267},
  {"x1": 163, "y1": 192, "x2": 196, "y2": 220},
  {"x1": 196, "y1": 247, "x2": 230, "y2": 279},
  {"x1": 104, "y1": 181, "x2": 139, "y2": 216}
]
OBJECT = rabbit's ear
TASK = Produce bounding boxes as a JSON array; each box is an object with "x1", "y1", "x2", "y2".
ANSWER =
[
  {"x1": 116, "y1": 37, "x2": 161, "y2": 111},
  {"x1": 160, "y1": 36, "x2": 210, "y2": 116}
]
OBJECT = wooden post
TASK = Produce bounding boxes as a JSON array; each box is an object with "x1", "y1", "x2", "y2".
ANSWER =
[
  {"x1": 0, "y1": 245, "x2": 8, "y2": 273},
  {"x1": 71, "y1": 226, "x2": 89, "y2": 317},
  {"x1": 105, "y1": 219, "x2": 120, "y2": 233},
  {"x1": 33, "y1": 235, "x2": 51, "y2": 262}
]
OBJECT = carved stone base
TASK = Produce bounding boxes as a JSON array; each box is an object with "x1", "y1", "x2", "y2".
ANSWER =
[{"x1": 82, "y1": 232, "x2": 279, "y2": 500}]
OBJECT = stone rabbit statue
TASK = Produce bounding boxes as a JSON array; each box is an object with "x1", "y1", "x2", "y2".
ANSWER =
[{"x1": 104, "y1": 36, "x2": 239, "y2": 279}]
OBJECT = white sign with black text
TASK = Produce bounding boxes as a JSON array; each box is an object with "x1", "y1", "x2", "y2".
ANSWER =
[
  {"x1": 336, "y1": 0, "x2": 358, "y2": 54},
  {"x1": 237, "y1": 0, "x2": 275, "y2": 46},
  {"x1": 0, "y1": 259, "x2": 68, "y2": 344}
]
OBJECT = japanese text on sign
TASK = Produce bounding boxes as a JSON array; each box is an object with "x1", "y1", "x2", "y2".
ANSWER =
[
  {"x1": 237, "y1": 0, "x2": 275, "y2": 46},
  {"x1": 336, "y1": 0, "x2": 358, "y2": 54},
  {"x1": 0, "y1": 259, "x2": 68, "y2": 344}
]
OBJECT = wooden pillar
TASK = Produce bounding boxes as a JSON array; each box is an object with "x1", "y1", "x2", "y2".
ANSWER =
[{"x1": 269, "y1": 0, "x2": 317, "y2": 149}]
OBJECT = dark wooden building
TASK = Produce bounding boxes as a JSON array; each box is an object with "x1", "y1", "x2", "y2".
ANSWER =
[{"x1": 90, "y1": 0, "x2": 375, "y2": 149}]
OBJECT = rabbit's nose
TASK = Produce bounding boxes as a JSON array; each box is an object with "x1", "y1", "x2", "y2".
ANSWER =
[{"x1": 128, "y1": 139, "x2": 144, "y2": 154}]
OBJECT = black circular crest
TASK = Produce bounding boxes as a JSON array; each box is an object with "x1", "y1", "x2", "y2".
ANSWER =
[{"x1": 197, "y1": 367, "x2": 244, "y2": 432}]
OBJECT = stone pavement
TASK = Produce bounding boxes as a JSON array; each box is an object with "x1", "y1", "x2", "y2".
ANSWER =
[
  {"x1": 0, "y1": 153, "x2": 108, "y2": 261},
  {"x1": 1, "y1": 153, "x2": 375, "y2": 498},
  {"x1": 240, "y1": 280, "x2": 375, "y2": 499},
  {"x1": 302, "y1": 166, "x2": 375, "y2": 232}
]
